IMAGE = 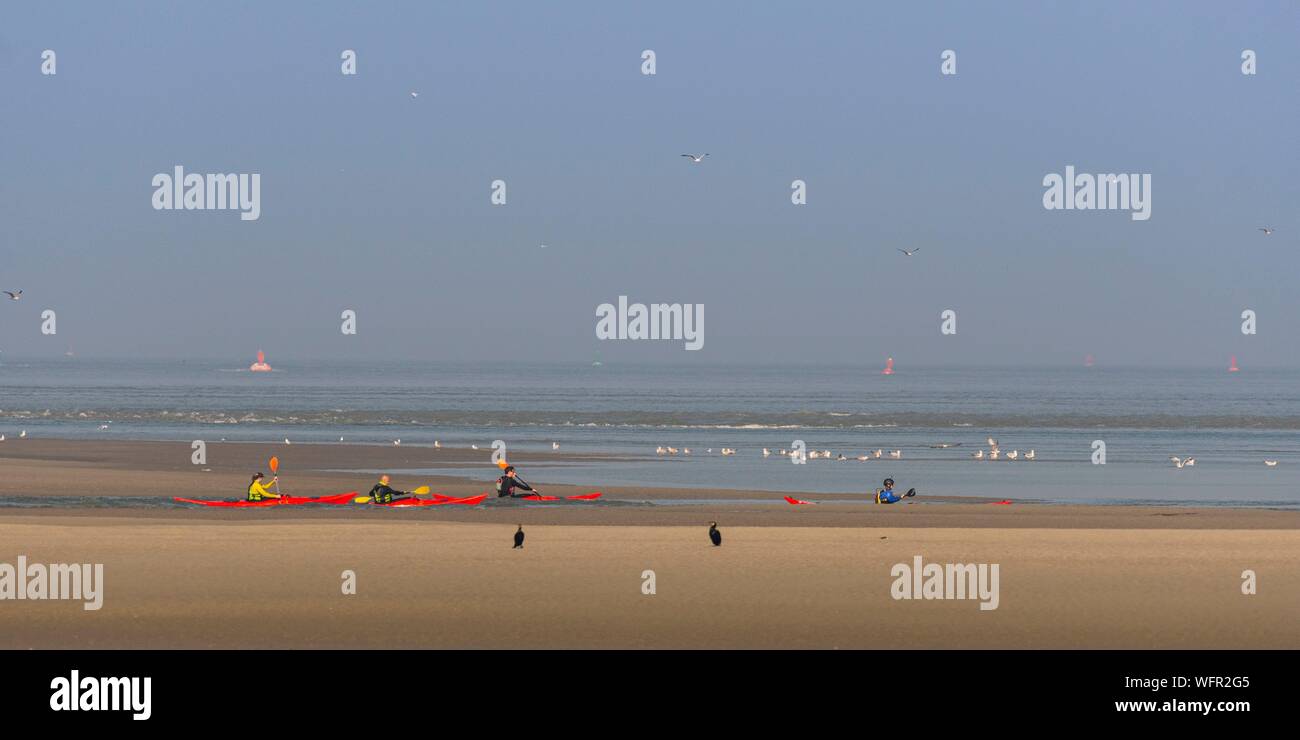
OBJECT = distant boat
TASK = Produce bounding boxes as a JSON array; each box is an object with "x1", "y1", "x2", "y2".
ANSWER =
[
  {"x1": 1228, "y1": 355, "x2": 1240, "y2": 373},
  {"x1": 250, "y1": 350, "x2": 273, "y2": 372},
  {"x1": 881, "y1": 357, "x2": 895, "y2": 375}
]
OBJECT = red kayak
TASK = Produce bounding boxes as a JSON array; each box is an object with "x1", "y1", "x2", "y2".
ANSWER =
[
  {"x1": 174, "y1": 491, "x2": 359, "y2": 508},
  {"x1": 784, "y1": 496, "x2": 816, "y2": 505},
  {"x1": 517, "y1": 492, "x2": 602, "y2": 502},
  {"x1": 374, "y1": 494, "x2": 487, "y2": 508}
]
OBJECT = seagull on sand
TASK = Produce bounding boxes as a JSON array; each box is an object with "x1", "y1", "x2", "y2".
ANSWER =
[
  {"x1": 1024, "y1": 449, "x2": 1036, "y2": 460},
  {"x1": 3, "y1": 290, "x2": 21, "y2": 300},
  {"x1": 393, "y1": 439, "x2": 401, "y2": 446},
  {"x1": 552, "y1": 442, "x2": 560, "y2": 450},
  {"x1": 681, "y1": 153, "x2": 709, "y2": 163},
  {"x1": 284, "y1": 438, "x2": 291, "y2": 445},
  {"x1": 897, "y1": 248, "x2": 920, "y2": 257},
  {"x1": 656, "y1": 446, "x2": 666, "y2": 455},
  {"x1": 889, "y1": 450, "x2": 902, "y2": 459},
  {"x1": 972, "y1": 450, "x2": 984, "y2": 459}
]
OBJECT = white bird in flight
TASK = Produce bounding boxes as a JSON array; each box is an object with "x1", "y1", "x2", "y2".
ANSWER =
[
  {"x1": 681, "y1": 153, "x2": 709, "y2": 163},
  {"x1": 410, "y1": 91, "x2": 419, "y2": 99},
  {"x1": 3, "y1": 290, "x2": 21, "y2": 300},
  {"x1": 1264, "y1": 460, "x2": 1278, "y2": 467},
  {"x1": 898, "y1": 248, "x2": 920, "y2": 256},
  {"x1": 1258, "y1": 227, "x2": 1274, "y2": 235}
]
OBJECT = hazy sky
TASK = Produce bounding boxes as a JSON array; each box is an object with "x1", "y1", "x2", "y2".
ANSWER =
[{"x1": 1, "y1": 1, "x2": 1297, "y2": 366}]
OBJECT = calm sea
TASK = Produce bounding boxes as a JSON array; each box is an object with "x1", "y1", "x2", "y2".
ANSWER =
[{"x1": 1, "y1": 359, "x2": 1297, "y2": 508}]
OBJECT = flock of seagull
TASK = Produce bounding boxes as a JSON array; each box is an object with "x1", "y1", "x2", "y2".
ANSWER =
[
  {"x1": 969, "y1": 438, "x2": 1035, "y2": 461},
  {"x1": 644, "y1": 438, "x2": 1284, "y2": 468},
  {"x1": 0, "y1": 427, "x2": 1283, "y2": 469}
]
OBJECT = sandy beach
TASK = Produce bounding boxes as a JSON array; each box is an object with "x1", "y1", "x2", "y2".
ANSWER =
[{"x1": 1, "y1": 439, "x2": 1297, "y2": 648}]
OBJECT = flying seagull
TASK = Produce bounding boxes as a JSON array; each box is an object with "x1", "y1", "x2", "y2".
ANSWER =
[
  {"x1": 681, "y1": 153, "x2": 709, "y2": 163},
  {"x1": 3, "y1": 290, "x2": 21, "y2": 300},
  {"x1": 898, "y1": 248, "x2": 920, "y2": 256},
  {"x1": 409, "y1": 91, "x2": 419, "y2": 99},
  {"x1": 1258, "y1": 227, "x2": 1274, "y2": 235}
]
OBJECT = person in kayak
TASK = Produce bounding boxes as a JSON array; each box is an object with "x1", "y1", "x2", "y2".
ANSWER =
[
  {"x1": 247, "y1": 472, "x2": 281, "y2": 502},
  {"x1": 367, "y1": 474, "x2": 412, "y2": 505},
  {"x1": 496, "y1": 466, "x2": 538, "y2": 498},
  {"x1": 873, "y1": 478, "x2": 916, "y2": 504}
]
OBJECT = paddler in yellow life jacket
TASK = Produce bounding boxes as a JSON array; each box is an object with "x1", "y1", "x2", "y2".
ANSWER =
[
  {"x1": 367, "y1": 474, "x2": 410, "y2": 505},
  {"x1": 247, "y1": 472, "x2": 281, "y2": 501}
]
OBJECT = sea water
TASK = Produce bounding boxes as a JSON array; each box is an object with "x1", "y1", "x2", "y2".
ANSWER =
[{"x1": 1, "y1": 359, "x2": 1296, "y2": 508}]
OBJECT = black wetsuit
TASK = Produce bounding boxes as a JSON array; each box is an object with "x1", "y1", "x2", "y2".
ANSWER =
[
  {"x1": 496, "y1": 475, "x2": 534, "y2": 498},
  {"x1": 368, "y1": 483, "x2": 408, "y2": 504}
]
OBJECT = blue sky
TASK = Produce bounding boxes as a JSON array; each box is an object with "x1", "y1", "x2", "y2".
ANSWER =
[{"x1": 1, "y1": 1, "x2": 1297, "y2": 365}]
